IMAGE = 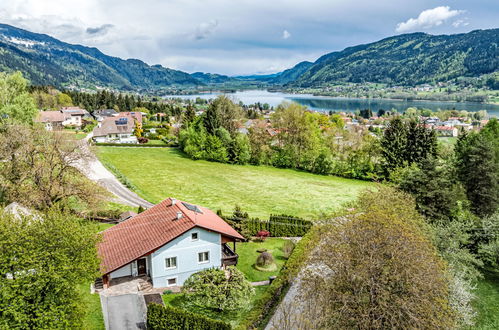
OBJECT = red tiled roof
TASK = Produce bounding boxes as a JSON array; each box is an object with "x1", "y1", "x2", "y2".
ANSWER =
[
  {"x1": 36, "y1": 110, "x2": 69, "y2": 123},
  {"x1": 98, "y1": 198, "x2": 244, "y2": 274}
]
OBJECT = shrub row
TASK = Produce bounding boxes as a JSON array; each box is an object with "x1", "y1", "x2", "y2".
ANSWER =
[
  {"x1": 94, "y1": 142, "x2": 172, "y2": 147},
  {"x1": 236, "y1": 227, "x2": 318, "y2": 329},
  {"x1": 147, "y1": 303, "x2": 231, "y2": 330},
  {"x1": 245, "y1": 215, "x2": 312, "y2": 237}
]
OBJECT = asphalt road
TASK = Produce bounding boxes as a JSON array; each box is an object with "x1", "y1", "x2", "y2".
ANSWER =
[
  {"x1": 74, "y1": 133, "x2": 154, "y2": 209},
  {"x1": 101, "y1": 294, "x2": 147, "y2": 330}
]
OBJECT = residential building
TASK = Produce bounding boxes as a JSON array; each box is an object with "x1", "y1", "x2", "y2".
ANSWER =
[
  {"x1": 93, "y1": 109, "x2": 118, "y2": 122},
  {"x1": 36, "y1": 107, "x2": 88, "y2": 130},
  {"x1": 92, "y1": 115, "x2": 138, "y2": 144},
  {"x1": 98, "y1": 198, "x2": 244, "y2": 288}
]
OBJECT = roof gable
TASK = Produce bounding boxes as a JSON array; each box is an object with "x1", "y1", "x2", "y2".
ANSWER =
[{"x1": 98, "y1": 198, "x2": 244, "y2": 274}]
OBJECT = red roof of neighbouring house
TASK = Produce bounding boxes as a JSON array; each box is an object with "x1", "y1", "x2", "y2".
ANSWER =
[
  {"x1": 36, "y1": 110, "x2": 69, "y2": 123},
  {"x1": 98, "y1": 198, "x2": 244, "y2": 275}
]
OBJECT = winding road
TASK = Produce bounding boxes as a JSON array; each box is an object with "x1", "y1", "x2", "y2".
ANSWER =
[{"x1": 74, "y1": 133, "x2": 154, "y2": 209}]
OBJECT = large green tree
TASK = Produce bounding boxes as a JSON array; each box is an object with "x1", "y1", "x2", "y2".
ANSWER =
[
  {"x1": 294, "y1": 187, "x2": 456, "y2": 329},
  {"x1": 0, "y1": 124, "x2": 107, "y2": 211},
  {"x1": 203, "y1": 96, "x2": 241, "y2": 135},
  {"x1": 0, "y1": 209, "x2": 100, "y2": 329},
  {"x1": 381, "y1": 118, "x2": 437, "y2": 175},
  {"x1": 455, "y1": 131, "x2": 499, "y2": 217},
  {"x1": 0, "y1": 72, "x2": 38, "y2": 124},
  {"x1": 398, "y1": 158, "x2": 466, "y2": 222}
]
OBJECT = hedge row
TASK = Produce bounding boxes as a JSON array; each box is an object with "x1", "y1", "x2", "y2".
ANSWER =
[
  {"x1": 147, "y1": 304, "x2": 231, "y2": 330},
  {"x1": 245, "y1": 215, "x2": 312, "y2": 237},
  {"x1": 236, "y1": 227, "x2": 318, "y2": 329},
  {"x1": 94, "y1": 142, "x2": 173, "y2": 147}
]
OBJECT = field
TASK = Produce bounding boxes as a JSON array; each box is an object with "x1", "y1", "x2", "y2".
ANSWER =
[
  {"x1": 474, "y1": 270, "x2": 499, "y2": 329},
  {"x1": 97, "y1": 147, "x2": 373, "y2": 218}
]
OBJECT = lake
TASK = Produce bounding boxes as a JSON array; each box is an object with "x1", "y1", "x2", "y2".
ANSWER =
[{"x1": 164, "y1": 90, "x2": 499, "y2": 117}]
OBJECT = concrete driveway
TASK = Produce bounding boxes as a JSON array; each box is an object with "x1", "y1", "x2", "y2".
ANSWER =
[{"x1": 101, "y1": 294, "x2": 147, "y2": 330}]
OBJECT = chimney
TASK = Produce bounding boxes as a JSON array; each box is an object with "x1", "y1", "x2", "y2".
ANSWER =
[
  {"x1": 176, "y1": 211, "x2": 183, "y2": 220},
  {"x1": 171, "y1": 198, "x2": 176, "y2": 206}
]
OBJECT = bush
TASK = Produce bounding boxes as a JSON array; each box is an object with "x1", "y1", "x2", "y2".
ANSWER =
[
  {"x1": 246, "y1": 215, "x2": 312, "y2": 237},
  {"x1": 282, "y1": 240, "x2": 295, "y2": 258},
  {"x1": 256, "y1": 251, "x2": 274, "y2": 267},
  {"x1": 182, "y1": 267, "x2": 254, "y2": 312},
  {"x1": 147, "y1": 304, "x2": 231, "y2": 330},
  {"x1": 138, "y1": 137, "x2": 149, "y2": 144},
  {"x1": 257, "y1": 230, "x2": 270, "y2": 240}
]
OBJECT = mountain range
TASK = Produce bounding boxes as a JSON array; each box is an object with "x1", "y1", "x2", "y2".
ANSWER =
[{"x1": 0, "y1": 23, "x2": 497, "y2": 91}]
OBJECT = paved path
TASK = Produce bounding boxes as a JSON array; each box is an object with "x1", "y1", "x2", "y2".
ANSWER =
[
  {"x1": 101, "y1": 294, "x2": 147, "y2": 330},
  {"x1": 74, "y1": 133, "x2": 154, "y2": 208}
]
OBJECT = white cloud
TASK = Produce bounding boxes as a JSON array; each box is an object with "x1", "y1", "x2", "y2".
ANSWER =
[
  {"x1": 396, "y1": 6, "x2": 465, "y2": 33},
  {"x1": 282, "y1": 29, "x2": 291, "y2": 39},
  {"x1": 452, "y1": 19, "x2": 469, "y2": 28},
  {"x1": 193, "y1": 20, "x2": 218, "y2": 40}
]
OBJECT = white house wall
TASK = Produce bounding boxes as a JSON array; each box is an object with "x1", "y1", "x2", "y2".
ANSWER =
[
  {"x1": 109, "y1": 263, "x2": 132, "y2": 279},
  {"x1": 151, "y1": 227, "x2": 221, "y2": 288}
]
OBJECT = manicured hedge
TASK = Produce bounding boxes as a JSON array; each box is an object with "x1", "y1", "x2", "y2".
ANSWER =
[
  {"x1": 94, "y1": 142, "x2": 173, "y2": 147},
  {"x1": 147, "y1": 304, "x2": 231, "y2": 330},
  {"x1": 236, "y1": 227, "x2": 318, "y2": 329},
  {"x1": 245, "y1": 215, "x2": 312, "y2": 237}
]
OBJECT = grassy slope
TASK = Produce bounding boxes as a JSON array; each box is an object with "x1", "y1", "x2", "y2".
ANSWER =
[
  {"x1": 96, "y1": 147, "x2": 372, "y2": 218},
  {"x1": 236, "y1": 238, "x2": 287, "y2": 282},
  {"x1": 78, "y1": 283, "x2": 104, "y2": 330},
  {"x1": 474, "y1": 270, "x2": 499, "y2": 329}
]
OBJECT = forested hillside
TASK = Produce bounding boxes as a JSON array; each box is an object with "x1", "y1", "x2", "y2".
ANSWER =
[
  {"x1": 0, "y1": 24, "x2": 200, "y2": 90},
  {"x1": 291, "y1": 29, "x2": 499, "y2": 87}
]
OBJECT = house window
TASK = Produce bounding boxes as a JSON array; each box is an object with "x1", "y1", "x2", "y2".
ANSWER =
[
  {"x1": 167, "y1": 278, "x2": 177, "y2": 286},
  {"x1": 198, "y1": 251, "x2": 209, "y2": 263},
  {"x1": 165, "y1": 257, "x2": 177, "y2": 269},
  {"x1": 191, "y1": 232, "x2": 199, "y2": 241}
]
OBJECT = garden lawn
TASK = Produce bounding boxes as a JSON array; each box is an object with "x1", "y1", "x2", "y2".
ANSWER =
[
  {"x1": 473, "y1": 270, "x2": 499, "y2": 329},
  {"x1": 97, "y1": 147, "x2": 373, "y2": 218},
  {"x1": 78, "y1": 283, "x2": 104, "y2": 330},
  {"x1": 162, "y1": 285, "x2": 269, "y2": 328},
  {"x1": 236, "y1": 238, "x2": 287, "y2": 282}
]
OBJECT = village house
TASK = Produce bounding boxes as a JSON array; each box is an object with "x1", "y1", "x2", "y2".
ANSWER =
[
  {"x1": 36, "y1": 107, "x2": 89, "y2": 130},
  {"x1": 93, "y1": 109, "x2": 118, "y2": 122},
  {"x1": 434, "y1": 125, "x2": 458, "y2": 137},
  {"x1": 92, "y1": 114, "x2": 138, "y2": 144},
  {"x1": 98, "y1": 198, "x2": 244, "y2": 289}
]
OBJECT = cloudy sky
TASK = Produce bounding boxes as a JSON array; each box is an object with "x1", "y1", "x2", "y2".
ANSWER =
[{"x1": 0, "y1": 0, "x2": 497, "y2": 75}]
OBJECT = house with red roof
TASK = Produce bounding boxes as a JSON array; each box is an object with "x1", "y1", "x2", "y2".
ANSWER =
[{"x1": 98, "y1": 198, "x2": 244, "y2": 288}]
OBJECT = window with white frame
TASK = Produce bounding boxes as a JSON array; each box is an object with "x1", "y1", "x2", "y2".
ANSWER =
[
  {"x1": 198, "y1": 251, "x2": 209, "y2": 263},
  {"x1": 165, "y1": 257, "x2": 177, "y2": 269},
  {"x1": 167, "y1": 278, "x2": 177, "y2": 286},
  {"x1": 191, "y1": 232, "x2": 199, "y2": 241}
]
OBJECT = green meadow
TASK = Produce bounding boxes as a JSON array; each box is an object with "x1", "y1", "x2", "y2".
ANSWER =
[{"x1": 97, "y1": 147, "x2": 373, "y2": 219}]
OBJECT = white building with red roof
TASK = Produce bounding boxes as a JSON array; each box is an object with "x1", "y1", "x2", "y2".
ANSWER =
[{"x1": 98, "y1": 198, "x2": 244, "y2": 288}]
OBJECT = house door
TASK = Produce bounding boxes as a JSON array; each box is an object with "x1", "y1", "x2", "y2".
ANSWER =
[{"x1": 137, "y1": 258, "x2": 147, "y2": 276}]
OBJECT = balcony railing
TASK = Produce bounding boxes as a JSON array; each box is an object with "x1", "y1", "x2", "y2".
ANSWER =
[{"x1": 221, "y1": 243, "x2": 238, "y2": 266}]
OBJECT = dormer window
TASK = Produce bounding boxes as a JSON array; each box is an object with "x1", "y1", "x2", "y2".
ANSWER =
[{"x1": 191, "y1": 232, "x2": 199, "y2": 241}]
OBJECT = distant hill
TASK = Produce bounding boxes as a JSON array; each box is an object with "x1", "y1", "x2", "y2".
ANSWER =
[
  {"x1": 0, "y1": 23, "x2": 497, "y2": 91},
  {"x1": 0, "y1": 23, "x2": 200, "y2": 90},
  {"x1": 190, "y1": 72, "x2": 233, "y2": 84},
  {"x1": 236, "y1": 61, "x2": 313, "y2": 85},
  {"x1": 291, "y1": 29, "x2": 499, "y2": 87}
]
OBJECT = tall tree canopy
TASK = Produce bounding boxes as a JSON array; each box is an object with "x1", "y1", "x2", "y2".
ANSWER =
[
  {"x1": 0, "y1": 72, "x2": 38, "y2": 124},
  {"x1": 455, "y1": 130, "x2": 499, "y2": 217},
  {"x1": 0, "y1": 209, "x2": 100, "y2": 328},
  {"x1": 0, "y1": 124, "x2": 107, "y2": 211},
  {"x1": 295, "y1": 187, "x2": 455, "y2": 329}
]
